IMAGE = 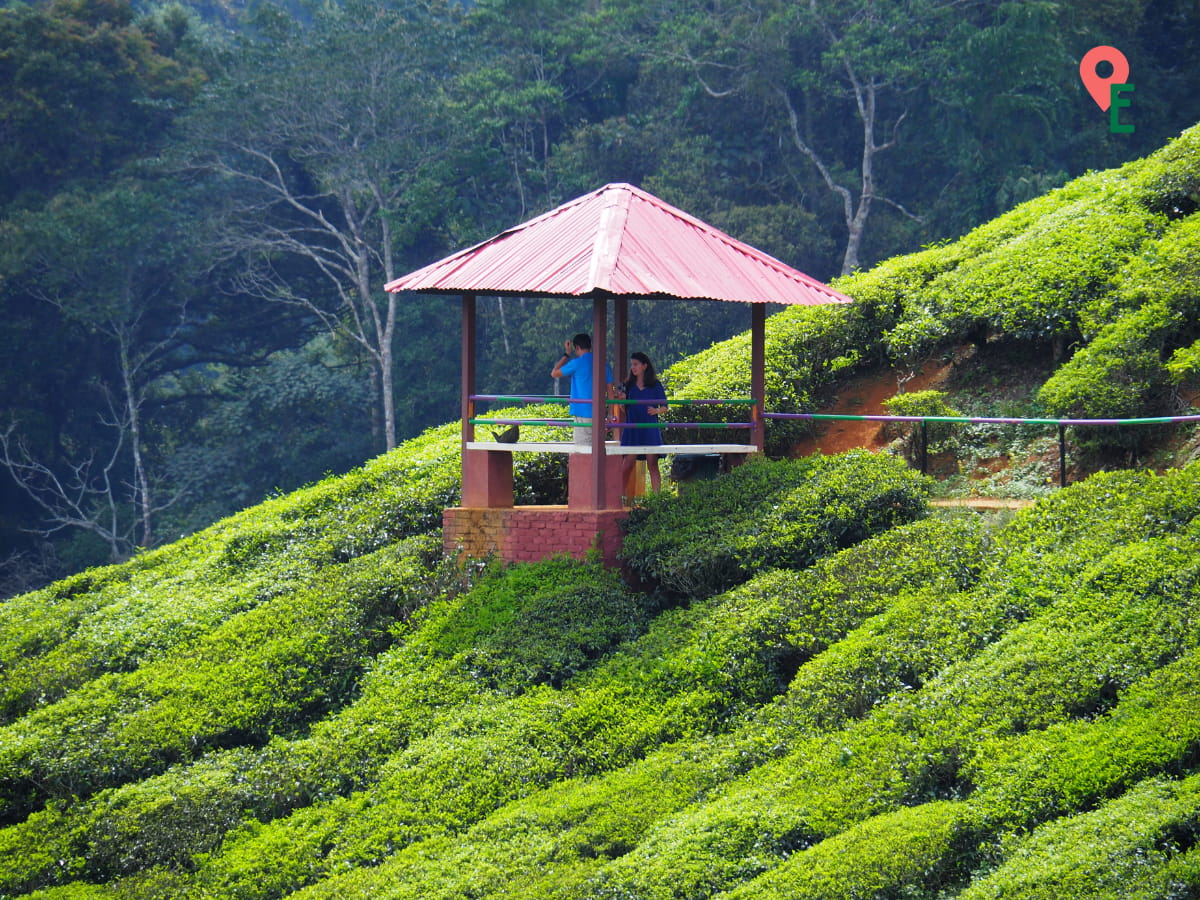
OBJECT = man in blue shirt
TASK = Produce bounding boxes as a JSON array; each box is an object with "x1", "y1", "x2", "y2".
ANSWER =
[{"x1": 551, "y1": 333, "x2": 613, "y2": 444}]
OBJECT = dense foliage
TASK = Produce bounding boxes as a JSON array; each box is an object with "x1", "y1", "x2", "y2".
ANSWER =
[
  {"x1": 4, "y1": 0, "x2": 1200, "y2": 589},
  {"x1": 620, "y1": 452, "x2": 930, "y2": 597},
  {"x1": 3, "y1": 407, "x2": 1200, "y2": 897}
]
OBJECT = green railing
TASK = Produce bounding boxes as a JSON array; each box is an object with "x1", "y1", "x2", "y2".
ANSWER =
[{"x1": 764, "y1": 411, "x2": 1200, "y2": 487}]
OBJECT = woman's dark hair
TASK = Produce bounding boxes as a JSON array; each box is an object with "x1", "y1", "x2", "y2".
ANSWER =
[{"x1": 625, "y1": 351, "x2": 660, "y2": 388}]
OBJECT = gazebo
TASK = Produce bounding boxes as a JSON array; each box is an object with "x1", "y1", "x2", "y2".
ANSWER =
[{"x1": 385, "y1": 183, "x2": 852, "y2": 566}]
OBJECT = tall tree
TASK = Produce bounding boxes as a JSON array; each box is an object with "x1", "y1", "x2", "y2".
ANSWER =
[
  {"x1": 452, "y1": 0, "x2": 636, "y2": 225},
  {"x1": 0, "y1": 0, "x2": 205, "y2": 210},
  {"x1": 650, "y1": 0, "x2": 943, "y2": 275},
  {"x1": 0, "y1": 183, "x2": 201, "y2": 559},
  {"x1": 181, "y1": 0, "x2": 461, "y2": 451}
]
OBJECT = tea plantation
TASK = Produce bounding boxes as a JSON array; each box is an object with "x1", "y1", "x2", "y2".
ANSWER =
[{"x1": 3, "y1": 126, "x2": 1200, "y2": 898}]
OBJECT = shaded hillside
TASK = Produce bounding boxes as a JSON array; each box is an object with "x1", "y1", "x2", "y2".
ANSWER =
[{"x1": 3, "y1": 128, "x2": 1200, "y2": 900}]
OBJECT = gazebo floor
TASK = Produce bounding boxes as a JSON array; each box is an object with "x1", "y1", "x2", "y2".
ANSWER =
[{"x1": 464, "y1": 441, "x2": 758, "y2": 455}]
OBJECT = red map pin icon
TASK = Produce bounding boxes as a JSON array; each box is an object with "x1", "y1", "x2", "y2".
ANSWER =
[{"x1": 1080, "y1": 46, "x2": 1130, "y2": 111}]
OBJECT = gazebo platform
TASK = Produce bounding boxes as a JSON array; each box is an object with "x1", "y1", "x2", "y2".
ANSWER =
[
  {"x1": 449, "y1": 442, "x2": 759, "y2": 567},
  {"x1": 443, "y1": 506, "x2": 628, "y2": 568}
]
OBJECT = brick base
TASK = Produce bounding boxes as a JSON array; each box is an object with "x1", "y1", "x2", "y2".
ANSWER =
[{"x1": 443, "y1": 506, "x2": 629, "y2": 567}]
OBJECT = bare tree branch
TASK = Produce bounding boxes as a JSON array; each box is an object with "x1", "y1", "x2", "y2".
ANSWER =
[{"x1": 1, "y1": 422, "x2": 132, "y2": 561}]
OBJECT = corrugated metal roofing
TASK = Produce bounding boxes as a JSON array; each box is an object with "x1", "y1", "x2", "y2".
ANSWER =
[{"x1": 384, "y1": 183, "x2": 853, "y2": 306}]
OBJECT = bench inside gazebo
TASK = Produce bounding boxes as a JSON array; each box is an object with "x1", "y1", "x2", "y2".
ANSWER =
[{"x1": 385, "y1": 183, "x2": 852, "y2": 567}]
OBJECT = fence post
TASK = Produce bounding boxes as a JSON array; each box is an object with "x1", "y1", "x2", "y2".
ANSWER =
[
  {"x1": 920, "y1": 420, "x2": 928, "y2": 474},
  {"x1": 1058, "y1": 424, "x2": 1068, "y2": 488}
]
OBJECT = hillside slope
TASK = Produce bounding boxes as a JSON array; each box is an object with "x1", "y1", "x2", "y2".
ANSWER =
[
  {"x1": 666, "y1": 122, "x2": 1200, "y2": 470},
  {"x1": 2, "y1": 127, "x2": 1200, "y2": 899}
]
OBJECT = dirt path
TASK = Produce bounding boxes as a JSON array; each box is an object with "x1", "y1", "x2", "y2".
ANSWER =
[
  {"x1": 931, "y1": 498, "x2": 1034, "y2": 510},
  {"x1": 787, "y1": 359, "x2": 1041, "y2": 512}
]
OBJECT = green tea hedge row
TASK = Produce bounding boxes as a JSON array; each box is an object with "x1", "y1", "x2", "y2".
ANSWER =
[
  {"x1": 0, "y1": 409, "x2": 571, "y2": 730},
  {"x1": 2, "y1": 557, "x2": 748, "y2": 899},
  {"x1": 0, "y1": 535, "x2": 442, "y2": 826},
  {"x1": 966, "y1": 645, "x2": 1200, "y2": 829},
  {"x1": 881, "y1": 128, "x2": 1198, "y2": 363},
  {"x1": 0, "y1": 429, "x2": 453, "y2": 724},
  {"x1": 722, "y1": 800, "x2": 972, "y2": 900},
  {"x1": 259, "y1": 516, "x2": 994, "y2": 900},
  {"x1": 0, "y1": 556, "x2": 647, "y2": 895},
  {"x1": 57, "y1": 462, "x2": 1200, "y2": 898},
  {"x1": 44, "y1": 514, "x2": 981, "y2": 899},
  {"x1": 1039, "y1": 213, "x2": 1200, "y2": 425},
  {"x1": 200, "y1": 515, "x2": 992, "y2": 900},
  {"x1": 8, "y1": 452, "x2": 1200, "y2": 900},
  {"x1": 14, "y1": 462, "x2": 1200, "y2": 900},
  {"x1": 188, "y1": 562, "x2": 818, "y2": 899},
  {"x1": 554, "y1": 465, "x2": 1200, "y2": 900},
  {"x1": 620, "y1": 451, "x2": 931, "y2": 597},
  {"x1": 959, "y1": 774, "x2": 1200, "y2": 900}
]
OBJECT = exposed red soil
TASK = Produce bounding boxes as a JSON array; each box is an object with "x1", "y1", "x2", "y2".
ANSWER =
[
  {"x1": 787, "y1": 360, "x2": 1041, "y2": 510},
  {"x1": 790, "y1": 360, "x2": 954, "y2": 457}
]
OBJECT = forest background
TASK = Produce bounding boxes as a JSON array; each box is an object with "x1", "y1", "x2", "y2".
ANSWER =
[{"x1": 2, "y1": 0, "x2": 1200, "y2": 593}]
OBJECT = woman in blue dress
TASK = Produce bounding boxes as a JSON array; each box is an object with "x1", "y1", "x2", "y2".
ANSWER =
[{"x1": 616, "y1": 352, "x2": 668, "y2": 492}]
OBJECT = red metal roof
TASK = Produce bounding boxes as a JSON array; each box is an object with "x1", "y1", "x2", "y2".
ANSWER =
[{"x1": 384, "y1": 183, "x2": 853, "y2": 306}]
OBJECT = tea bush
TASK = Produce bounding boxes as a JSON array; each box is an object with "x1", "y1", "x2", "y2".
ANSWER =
[
  {"x1": 620, "y1": 451, "x2": 931, "y2": 597},
  {"x1": 1039, "y1": 213, "x2": 1200, "y2": 430},
  {"x1": 722, "y1": 801, "x2": 972, "y2": 900},
  {"x1": 0, "y1": 534, "x2": 441, "y2": 824},
  {"x1": 286, "y1": 516, "x2": 992, "y2": 900},
  {"x1": 0, "y1": 408, "x2": 572, "y2": 732},
  {"x1": 881, "y1": 389, "x2": 963, "y2": 460},
  {"x1": 412, "y1": 555, "x2": 651, "y2": 690},
  {"x1": 0, "y1": 433, "x2": 457, "y2": 725},
  {"x1": 877, "y1": 128, "x2": 1200, "y2": 370},
  {"x1": 560, "y1": 464, "x2": 1200, "y2": 900},
  {"x1": 7, "y1": 463, "x2": 1200, "y2": 900},
  {"x1": 227, "y1": 513, "x2": 980, "y2": 900},
  {"x1": 965, "y1": 646, "x2": 1200, "y2": 829},
  {"x1": 959, "y1": 774, "x2": 1200, "y2": 900},
  {"x1": 1128, "y1": 123, "x2": 1200, "y2": 218},
  {"x1": 0, "y1": 556, "x2": 650, "y2": 896},
  {"x1": 173, "y1": 558, "x2": 828, "y2": 899}
]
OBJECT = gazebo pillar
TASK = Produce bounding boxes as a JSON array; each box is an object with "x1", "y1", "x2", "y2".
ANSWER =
[
  {"x1": 461, "y1": 292, "x2": 513, "y2": 508},
  {"x1": 461, "y1": 293, "x2": 475, "y2": 445},
  {"x1": 567, "y1": 295, "x2": 623, "y2": 510},
  {"x1": 614, "y1": 296, "x2": 628, "y2": 385},
  {"x1": 751, "y1": 303, "x2": 766, "y2": 453}
]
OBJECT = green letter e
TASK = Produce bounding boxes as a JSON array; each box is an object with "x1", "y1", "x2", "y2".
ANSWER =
[{"x1": 1110, "y1": 84, "x2": 1134, "y2": 133}]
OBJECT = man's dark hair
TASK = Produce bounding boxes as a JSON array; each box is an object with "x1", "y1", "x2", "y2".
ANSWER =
[{"x1": 572, "y1": 333, "x2": 592, "y2": 351}]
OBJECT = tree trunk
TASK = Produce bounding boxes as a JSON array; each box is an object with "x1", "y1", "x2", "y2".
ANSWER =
[
  {"x1": 380, "y1": 328, "x2": 396, "y2": 452},
  {"x1": 119, "y1": 337, "x2": 153, "y2": 549}
]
